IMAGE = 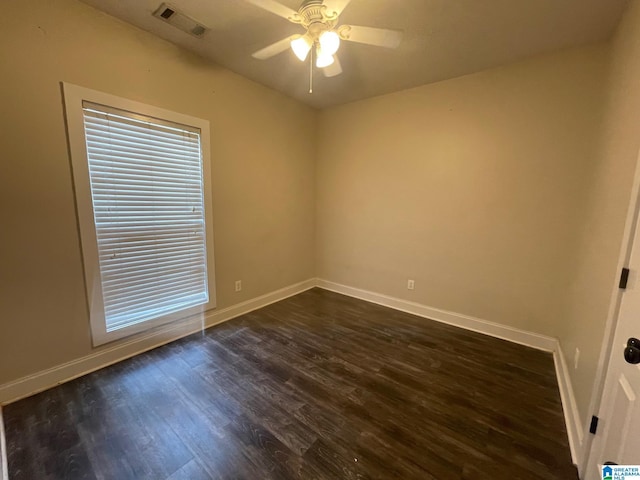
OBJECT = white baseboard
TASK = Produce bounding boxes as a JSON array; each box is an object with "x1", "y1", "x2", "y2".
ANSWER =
[
  {"x1": 0, "y1": 278, "x2": 316, "y2": 406},
  {"x1": 316, "y1": 279, "x2": 558, "y2": 352},
  {"x1": 0, "y1": 406, "x2": 7, "y2": 480},
  {"x1": 553, "y1": 344, "x2": 585, "y2": 466}
]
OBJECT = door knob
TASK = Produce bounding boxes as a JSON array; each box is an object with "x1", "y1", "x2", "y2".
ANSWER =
[{"x1": 625, "y1": 338, "x2": 640, "y2": 364}]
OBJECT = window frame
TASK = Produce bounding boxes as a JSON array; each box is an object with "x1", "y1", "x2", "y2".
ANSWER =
[{"x1": 63, "y1": 82, "x2": 216, "y2": 346}]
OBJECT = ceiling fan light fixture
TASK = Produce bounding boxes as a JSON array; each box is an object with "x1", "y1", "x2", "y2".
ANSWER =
[
  {"x1": 319, "y1": 30, "x2": 340, "y2": 56},
  {"x1": 316, "y1": 51, "x2": 334, "y2": 68},
  {"x1": 291, "y1": 34, "x2": 312, "y2": 61}
]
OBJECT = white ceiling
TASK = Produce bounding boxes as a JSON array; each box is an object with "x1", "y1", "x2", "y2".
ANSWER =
[{"x1": 80, "y1": 0, "x2": 628, "y2": 109}]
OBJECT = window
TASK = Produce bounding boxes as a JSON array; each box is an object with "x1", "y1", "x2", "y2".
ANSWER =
[{"x1": 63, "y1": 83, "x2": 215, "y2": 346}]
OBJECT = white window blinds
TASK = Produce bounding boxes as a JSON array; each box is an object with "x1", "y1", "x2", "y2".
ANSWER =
[{"x1": 82, "y1": 102, "x2": 209, "y2": 333}]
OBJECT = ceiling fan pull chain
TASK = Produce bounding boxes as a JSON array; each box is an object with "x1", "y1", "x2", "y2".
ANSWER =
[{"x1": 309, "y1": 46, "x2": 313, "y2": 93}]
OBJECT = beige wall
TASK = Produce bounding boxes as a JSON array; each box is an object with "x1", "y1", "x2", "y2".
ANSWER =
[
  {"x1": 317, "y1": 45, "x2": 607, "y2": 340},
  {"x1": 559, "y1": 1, "x2": 640, "y2": 424},
  {"x1": 0, "y1": 0, "x2": 316, "y2": 385}
]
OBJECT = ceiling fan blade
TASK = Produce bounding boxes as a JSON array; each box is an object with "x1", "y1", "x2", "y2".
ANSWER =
[
  {"x1": 243, "y1": 0, "x2": 299, "y2": 21},
  {"x1": 339, "y1": 25, "x2": 403, "y2": 48},
  {"x1": 323, "y1": 0, "x2": 352, "y2": 17},
  {"x1": 322, "y1": 55, "x2": 342, "y2": 77},
  {"x1": 252, "y1": 35, "x2": 295, "y2": 60}
]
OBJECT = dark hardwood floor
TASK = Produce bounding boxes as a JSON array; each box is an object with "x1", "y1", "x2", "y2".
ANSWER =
[{"x1": 4, "y1": 288, "x2": 578, "y2": 479}]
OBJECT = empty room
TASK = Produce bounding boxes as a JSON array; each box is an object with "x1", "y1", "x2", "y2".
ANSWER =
[{"x1": 2, "y1": 0, "x2": 640, "y2": 479}]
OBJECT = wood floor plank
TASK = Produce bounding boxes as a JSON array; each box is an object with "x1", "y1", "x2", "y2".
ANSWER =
[{"x1": 4, "y1": 288, "x2": 577, "y2": 479}]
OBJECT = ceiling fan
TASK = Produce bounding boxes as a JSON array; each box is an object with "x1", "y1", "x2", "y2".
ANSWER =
[{"x1": 244, "y1": 0, "x2": 403, "y2": 78}]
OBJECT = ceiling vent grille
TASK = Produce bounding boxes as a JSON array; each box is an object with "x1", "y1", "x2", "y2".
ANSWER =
[{"x1": 153, "y1": 3, "x2": 208, "y2": 38}]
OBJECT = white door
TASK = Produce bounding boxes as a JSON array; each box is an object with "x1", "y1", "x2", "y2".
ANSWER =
[{"x1": 586, "y1": 227, "x2": 640, "y2": 479}]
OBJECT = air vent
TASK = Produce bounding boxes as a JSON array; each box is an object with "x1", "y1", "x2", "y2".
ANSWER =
[
  {"x1": 153, "y1": 3, "x2": 208, "y2": 38},
  {"x1": 160, "y1": 7, "x2": 174, "y2": 19},
  {"x1": 191, "y1": 25, "x2": 206, "y2": 36}
]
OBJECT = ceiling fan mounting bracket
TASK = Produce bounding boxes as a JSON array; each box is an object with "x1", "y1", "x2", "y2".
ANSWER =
[{"x1": 291, "y1": 0, "x2": 339, "y2": 30}]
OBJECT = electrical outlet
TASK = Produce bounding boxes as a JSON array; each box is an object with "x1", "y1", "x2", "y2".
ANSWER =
[
  {"x1": 235, "y1": 280, "x2": 242, "y2": 292},
  {"x1": 574, "y1": 348, "x2": 580, "y2": 370},
  {"x1": 407, "y1": 279, "x2": 415, "y2": 290}
]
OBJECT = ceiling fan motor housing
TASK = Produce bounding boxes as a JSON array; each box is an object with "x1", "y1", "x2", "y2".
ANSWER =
[{"x1": 294, "y1": 0, "x2": 339, "y2": 31}]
